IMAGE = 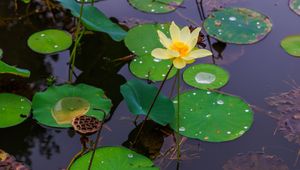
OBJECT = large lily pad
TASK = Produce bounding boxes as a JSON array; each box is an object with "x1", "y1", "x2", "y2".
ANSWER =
[
  {"x1": 129, "y1": 55, "x2": 177, "y2": 81},
  {"x1": 223, "y1": 152, "x2": 289, "y2": 170},
  {"x1": 32, "y1": 84, "x2": 112, "y2": 128},
  {"x1": 0, "y1": 60, "x2": 30, "y2": 78},
  {"x1": 280, "y1": 35, "x2": 300, "y2": 57},
  {"x1": 125, "y1": 24, "x2": 169, "y2": 56},
  {"x1": 120, "y1": 79, "x2": 175, "y2": 126},
  {"x1": 290, "y1": 0, "x2": 300, "y2": 15},
  {"x1": 27, "y1": 29, "x2": 72, "y2": 54},
  {"x1": 58, "y1": 0, "x2": 127, "y2": 41},
  {"x1": 203, "y1": 7, "x2": 272, "y2": 44},
  {"x1": 128, "y1": 0, "x2": 184, "y2": 13},
  {"x1": 0, "y1": 93, "x2": 31, "y2": 128},
  {"x1": 70, "y1": 146, "x2": 159, "y2": 170},
  {"x1": 183, "y1": 64, "x2": 229, "y2": 90},
  {"x1": 170, "y1": 90, "x2": 253, "y2": 142}
]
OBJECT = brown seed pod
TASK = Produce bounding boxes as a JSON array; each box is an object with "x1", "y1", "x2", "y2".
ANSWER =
[{"x1": 72, "y1": 115, "x2": 102, "y2": 136}]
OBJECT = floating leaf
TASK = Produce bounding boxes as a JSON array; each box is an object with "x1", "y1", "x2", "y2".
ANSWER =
[
  {"x1": 32, "y1": 84, "x2": 112, "y2": 128},
  {"x1": 58, "y1": 0, "x2": 127, "y2": 41},
  {"x1": 129, "y1": 55, "x2": 177, "y2": 81},
  {"x1": 290, "y1": 0, "x2": 300, "y2": 15},
  {"x1": 183, "y1": 64, "x2": 229, "y2": 90},
  {"x1": 280, "y1": 35, "x2": 300, "y2": 57},
  {"x1": 128, "y1": 0, "x2": 184, "y2": 13},
  {"x1": 203, "y1": 7, "x2": 272, "y2": 44},
  {"x1": 70, "y1": 146, "x2": 159, "y2": 170},
  {"x1": 27, "y1": 29, "x2": 72, "y2": 54},
  {"x1": 120, "y1": 79, "x2": 175, "y2": 126},
  {"x1": 223, "y1": 152, "x2": 289, "y2": 170},
  {"x1": 125, "y1": 24, "x2": 170, "y2": 56},
  {"x1": 0, "y1": 93, "x2": 31, "y2": 128},
  {"x1": 170, "y1": 90, "x2": 253, "y2": 142},
  {"x1": 0, "y1": 60, "x2": 31, "y2": 78}
]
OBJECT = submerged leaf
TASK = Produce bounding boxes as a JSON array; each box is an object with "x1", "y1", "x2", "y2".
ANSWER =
[
  {"x1": 120, "y1": 79, "x2": 175, "y2": 126},
  {"x1": 183, "y1": 64, "x2": 229, "y2": 90},
  {"x1": 27, "y1": 29, "x2": 72, "y2": 54},
  {"x1": 203, "y1": 7, "x2": 272, "y2": 44},
  {"x1": 0, "y1": 93, "x2": 31, "y2": 128},
  {"x1": 281, "y1": 35, "x2": 300, "y2": 57},
  {"x1": 128, "y1": 0, "x2": 184, "y2": 13},
  {"x1": 170, "y1": 90, "x2": 253, "y2": 142},
  {"x1": 70, "y1": 146, "x2": 159, "y2": 170},
  {"x1": 57, "y1": 0, "x2": 127, "y2": 41},
  {"x1": 32, "y1": 84, "x2": 112, "y2": 128}
]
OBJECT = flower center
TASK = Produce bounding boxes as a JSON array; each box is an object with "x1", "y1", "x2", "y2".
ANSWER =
[{"x1": 170, "y1": 42, "x2": 189, "y2": 57}]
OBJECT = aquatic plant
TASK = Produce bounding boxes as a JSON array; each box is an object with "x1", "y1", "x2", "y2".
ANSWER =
[
  {"x1": 128, "y1": 0, "x2": 184, "y2": 13},
  {"x1": 281, "y1": 35, "x2": 300, "y2": 57}
]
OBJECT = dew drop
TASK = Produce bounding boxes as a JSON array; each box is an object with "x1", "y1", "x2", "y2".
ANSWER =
[
  {"x1": 217, "y1": 100, "x2": 224, "y2": 105},
  {"x1": 162, "y1": 74, "x2": 166, "y2": 77},
  {"x1": 206, "y1": 114, "x2": 211, "y2": 118},
  {"x1": 139, "y1": 61, "x2": 143, "y2": 64},
  {"x1": 207, "y1": 91, "x2": 211, "y2": 94},
  {"x1": 227, "y1": 131, "x2": 231, "y2": 134},
  {"x1": 54, "y1": 45, "x2": 59, "y2": 48},
  {"x1": 20, "y1": 99, "x2": 25, "y2": 102},
  {"x1": 153, "y1": 58, "x2": 161, "y2": 62},
  {"x1": 40, "y1": 34, "x2": 46, "y2": 37},
  {"x1": 173, "y1": 100, "x2": 178, "y2": 103},
  {"x1": 179, "y1": 126, "x2": 186, "y2": 132},
  {"x1": 229, "y1": 16, "x2": 237, "y2": 21},
  {"x1": 128, "y1": 154, "x2": 133, "y2": 158},
  {"x1": 193, "y1": 92, "x2": 197, "y2": 95},
  {"x1": 245, "y1": 109, "x2": 250, "y2": 112},
  {"x1": 195, "y1": 72, "x2": 216, "y2": 84}
]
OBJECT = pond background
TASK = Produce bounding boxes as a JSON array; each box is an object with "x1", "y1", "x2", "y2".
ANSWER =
[{"x1": 1, "y1": 0, "x2": 300, "y2": 169}]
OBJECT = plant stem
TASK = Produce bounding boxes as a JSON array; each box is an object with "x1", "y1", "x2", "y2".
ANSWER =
[
  {"x1": 131, "y1": 65, "x2": 174, "y2": 146},
  {"x1": 176, "y1": 69, "x2": 181, "y2": 160},
  {"x1": 68, "y1": 2, "x2": 84, "y2": 83},
  {"x1": 66, "y1": 136, "x2": 88, "y2": 170},
  {"x1": 88, "y1": 114, "x2": 106, "y2": 170}
]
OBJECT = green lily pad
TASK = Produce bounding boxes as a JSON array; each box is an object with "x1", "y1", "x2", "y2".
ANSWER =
[
  {"x1": 128, "y1": 0, "x2": 184, "y2": 13},
  {"x1": 170, "y1": 90, "x2": 253, "y2": 142},
  {"x1": 0, "y1": 93, "x2": 31, "y2": 128},
  {"x1": 125, "y1": 24, "x2": 170, "y2": 56},
  {"x1": 129, "y1": 55, "x2": 177, "y2": 81},
  {"x1": 290, "y1": 0, "x2": 300, "y2": 15},
  {"x1": 70, "y1": 146, "x2": 159, "y2": 170},
  {"x1": 75, "y1": 0, "x2": 101, "y2": 3},
  {"x1": 32, "y1": 84, "x2": 112, "y2": 128},
  {"x1": 0, "y1": 60, "x2": 30, "y2": 78},
  {"x1": 183, "y1": 64, "x2": 229, "y2": 90},
  {"x1": 203, "y1": 7, "x2": 272, "y2": 44},
  {"x1": 280, "y1": 35, "x2": 300, "y2": 57},
  {"x1": 120, "y1": 79, "x2": 175, "y2": 126},
  {"x1": 58, "y1": 0, "x2": 127, "y2": 41},
  {"x1": 27, "y1": 29, "x2": 72, "y2": 54}
]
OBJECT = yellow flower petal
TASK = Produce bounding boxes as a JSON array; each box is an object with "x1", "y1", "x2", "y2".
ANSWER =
[
  {"x1": 180, "y1": 26, "x2": 191, "y2": 44},
  {"x1": 151, "y1": 48, "x2": 174, "y2": 59},
  {"x1": 185, "y1": 59, "x2": 195, "y2": 64},
  {"x1": 170, "y1": 21, "x2": 180, "y2": 42},
  {"x1": 157, "y1": 30, "x2": 172, "y2": 48},
  {"x1": 184, "y1": 49, "x2": 212, "y2": 60},
  {"x1": 173, "y1": 58, "x2": 186, "y2": 69},
  {"x1": 188, "y1": 27, "x2": 201, "y2": 49},
  {"x1": 167, "y1": 49, "x2": 180, "y2": 57}
]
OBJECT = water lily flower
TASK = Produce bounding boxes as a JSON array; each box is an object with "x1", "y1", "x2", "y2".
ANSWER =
[{"x1": 151, "y1": 22, "x2": 212, "y2": 69}]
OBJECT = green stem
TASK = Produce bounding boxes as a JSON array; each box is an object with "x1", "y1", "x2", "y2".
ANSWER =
[
  {"x1": 131, "y1": 65, "x2": 174, "y2": 146},
  {"x1": 176, "y1": 69, "x2": 181, "y2": 160},
  {"x1": 68, "y1": 2, "x2": 84, "y2": 83},
  {"x1": 66, "y1": 136, "x2": 88, "y2": 170}
]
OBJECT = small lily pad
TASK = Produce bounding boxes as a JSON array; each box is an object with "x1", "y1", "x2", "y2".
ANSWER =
[
  {"x1": 129, "y1": 55, "x2": 177, "y2": 81},
  {"x1": 120, "y1": 79, "x2": 175, "y2": 126},
  {"x1": 0, "y1": 93, "x2": 31, "y2": 128},
  {"x1": 125, "y1": 24, "x2": 170, "y2": 56},
  {"x1": 58, "y1": 0, "x2": 127, "y2": 41},
  {"x1": 27, "y1": 29, "x2": 72, "y2": 54},
  {"x1": 70, "y1": 146, "x2": 159, "y2": 170},
  {"x1": 128, "y1": 0, "x2": 184, "y2": 13},
  {"x1": 203, "y1": 7, "x2": 272, "y2": 44},
  {"x1": 290, "y1": 0, "x2": 300, "y2": 15},
  {"x1": 170, "y1": 90, "x2": 253, "y2": 142},
  {"x1": 0, "y1": 60, "x2": 30, "y2": 78},
  {"x1": 183, "y1": 64, "x2": 229, "y2": 90},
  {"x1": 281, "y1": 35, "x2": 300, "y2": 57},
  {"x1": 32, "y1": 84, "x2": 112, "y2": 128}
]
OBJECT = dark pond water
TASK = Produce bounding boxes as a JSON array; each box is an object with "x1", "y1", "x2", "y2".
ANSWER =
[{"x1": 1, "y1": 0, "x2": 300, "y2": 169}]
